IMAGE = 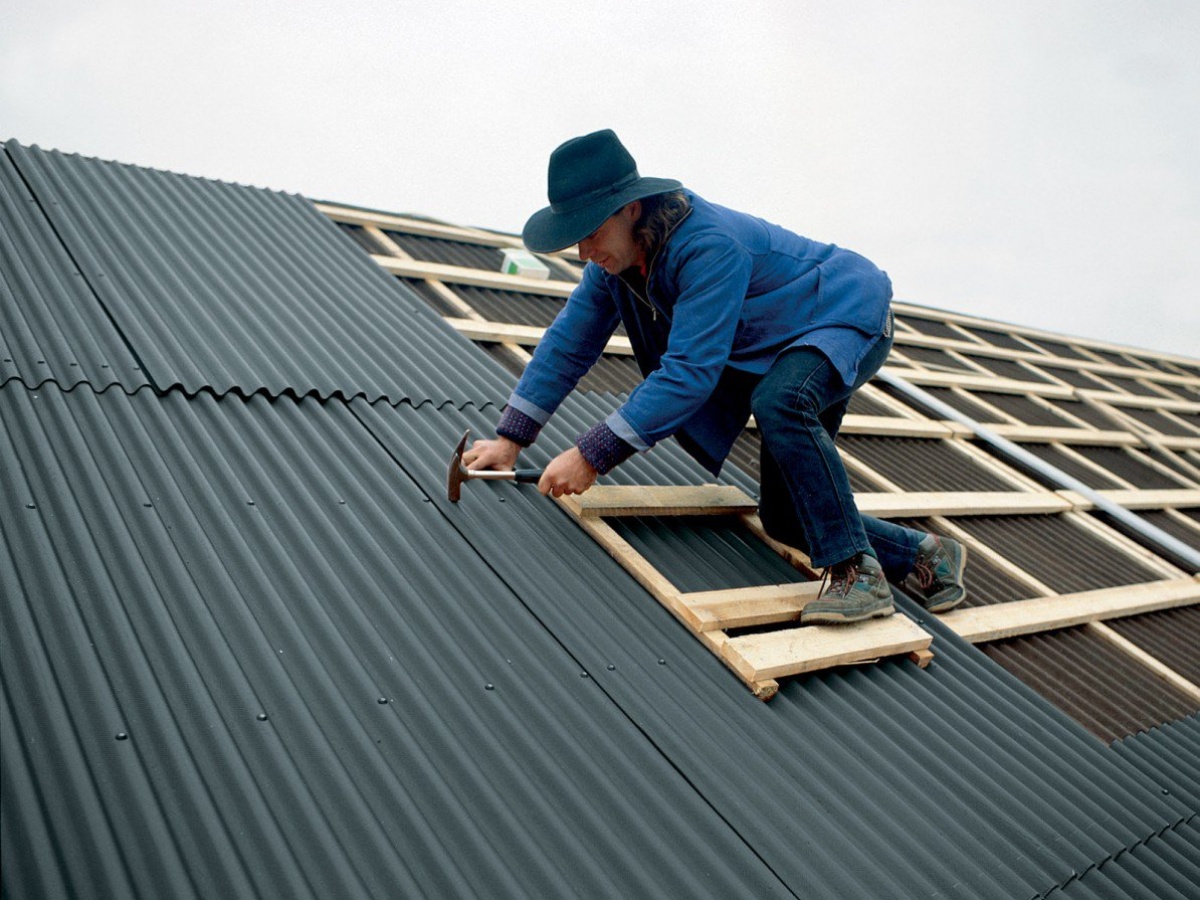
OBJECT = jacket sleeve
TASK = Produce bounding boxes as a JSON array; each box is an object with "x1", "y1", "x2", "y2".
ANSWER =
[
  {"x1": 503, "y1": 263, "x2": 621, "y2": 430},
  {"x1": 606, "y1": 235, "x2": 752, "y2": 450}
]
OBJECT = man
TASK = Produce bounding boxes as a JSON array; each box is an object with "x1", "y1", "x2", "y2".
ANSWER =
[{"x1": 465, "y1": 129, "x2": 966, "y2": 623}]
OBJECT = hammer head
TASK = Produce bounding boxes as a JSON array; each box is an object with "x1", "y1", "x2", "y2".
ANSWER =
[{"x1": 447, "y1": 429, "x2": 470, "y2": 503}]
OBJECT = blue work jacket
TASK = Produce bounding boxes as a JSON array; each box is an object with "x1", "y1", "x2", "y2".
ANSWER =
[{"x1": 506, "y1": 192, "x2": 893, "y2": 474}]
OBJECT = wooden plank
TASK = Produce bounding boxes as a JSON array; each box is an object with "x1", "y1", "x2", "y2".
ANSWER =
[
  {"x1": 680, "y1": 582, "x2": 822, "y2": 631},
  {"x1": 986, "y1": 425, "x2": 1140, "y2": 446},
  {"x1": 568, "y1": 484, "x2": 758, "y2": 519},
  {"x1": 881, "y1": 367, "x2": 1074, "y2": 398},
  {"x1": 941, "y1": 577, "x2": 1200, "y2": 643},
  {"x1": 855, "y1": 491, "x2": 1072, "y2": 518},
  {"x1": 317, "y1": 202, "x2": 522, "y2": 247},
  {"x1": 722, "y1": 615, "x2": 932, "y2": 680},
  {"x1": 444, "y1": 317, "x2": 635, "y2": 356},
  {"x1": 739, "y1": 514, "x2": 820, "y2": 578},
  {"x1": 836, "y1": 416, "x2": 955, "y2": 438},
  {"x1": 373, "y1": 256, "x2": 576, "y2": 297},
  {"x1": 1092, "y1": 489, "x2": 1200, "y2": 510}
]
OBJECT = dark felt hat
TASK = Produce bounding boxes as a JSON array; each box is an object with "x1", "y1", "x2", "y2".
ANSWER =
[{"x1": 522, "y1": 129, "x2": 682, "y2": 253}]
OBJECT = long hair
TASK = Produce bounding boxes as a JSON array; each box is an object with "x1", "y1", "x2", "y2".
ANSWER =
[{"x1": 633, "y1": 191, "x2": 691, "y2": 259}]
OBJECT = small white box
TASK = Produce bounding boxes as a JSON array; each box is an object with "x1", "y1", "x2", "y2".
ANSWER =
[{"x1": 500, "y1": 248, "x2": 551, "y2": 280}]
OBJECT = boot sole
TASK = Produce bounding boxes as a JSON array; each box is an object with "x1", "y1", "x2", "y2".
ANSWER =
[{"x1": 801, "y1": 602, "x2": 895, "y2": 626}]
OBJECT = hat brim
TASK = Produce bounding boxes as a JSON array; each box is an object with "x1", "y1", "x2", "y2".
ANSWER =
[{"x1": 521, "y1": 176, "x2": 682, "y2": 254}]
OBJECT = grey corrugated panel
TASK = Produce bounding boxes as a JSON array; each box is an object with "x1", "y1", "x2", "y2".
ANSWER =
[
  {"x1": 1105, "y1": 606, "x2": 1200, "y2": 683},
  {"x1": 908, "y1": 384, "x2": 1009, "y2": 423},
  {"x1": 607, "y1": 516, "x2": 808, "y2": 593},
  {"x1": 382, "y1": 231, "x2": 506, "y2": 271},
  {"x1": 979, "y1": 628, "x2": 1199, "y2": 743},
  {"x1": 335, "y1": 221, "x2": 385, "y2": 255},
  {"x1": 897, "y1": 518, "x2": 1038, "y2": 608},
  {"x1": 0, "y1": 151, "x2": 148, "y2": 392},
  {"x1": 960, "y1": 326, "x2": 1039, "y2": 353},
  {"x1": 1101, "y1": 374, "x2": 1167, "y2": 398},
  {"x1": 967, "y1": 354, "x2": 1054, "y2": 383},
  {"x1": 5, "y1": 140, "x2": 511, "y2": 405},
  {"x1": 0, "y1": 381, "x2": 788, "y2": 900},
  {"x1": 896, "y1": 344, "x2": 978, "y2": 371},
  {"x1": 1020, "y1": 444, "x2": 1126, "y2": 490},
  {"x1": 446, "y1": 284, "x2": 567, "y2": 329},
  {"x1": 576, "y1": 355, "x2": 643, "y2": 394},
  {"x1": 1044, "y1": 397, "x2": 1125, "y2": 430},
  {"x1": 894, "y1": 315, "x2": 965, "y2": 341},
  {"x1": 353, "y1": 396, "x2": 1191, "y2": 900},
  {"x1": 1110, "y1": 714, "x2": 1199, "y2": 809},
  {"x1": 1048, "y1": 817, "x2": 1200, "y2": 900},
  {"x1": 974, "y1": 391, "x2": 1077, "y2": 428},
  {"x1": 951, "y1": 515, "x2": 1166, "y2": 593},
  {"x1": 846, "y1": 388, "x2": 902, "y2": 417},
  {"x1": 1039, "y1": 364, "x2": 1111, "y2": 390},
  {"x1": 837, "y1": 434, "x2": 1020, "y2": 492},
  {"x1": 1072, "y1": 446, "x2": 1189, "y2": 490},
  {"x1": 1026, "y1": 338, "x2": 1092, "y2": 361},
  {"x1": 1098, "y1": 509, "x2": 1200, "y2": 554}
]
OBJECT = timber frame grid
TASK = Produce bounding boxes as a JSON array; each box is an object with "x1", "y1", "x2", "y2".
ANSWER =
[{"x1": 318, "y1": 201, "x2": 1200, "y2": 711}]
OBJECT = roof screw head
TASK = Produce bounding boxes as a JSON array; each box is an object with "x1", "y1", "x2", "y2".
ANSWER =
[
  {"x1": 257, "y1": 713, "x2": 269, "y2": 721},
  {"x1": 607, "y1": 664, "x2": 616, "y2": 671},
  {"x1": 485, "y1": 683, "x2": 495, "y2": 691},
  {"x1": 25, "y1": 503, "x2": 36, "y2": 510},
  {"x1": 247, "y1": 500, "x2": 255, "y2": 506},
  {"x1": 143, "y1": 502, "x2": 153, "y2": 508},
  {"x1": 377, "y1": 697, "x2": 389, "y2": 705},
  {"x1": 658, "y1": 659, "x2": 667, "y2": 666},
  {"x1": 580, "y1": 671, "x2": 589, "y2": 678},
  {"x1": 115, "y1": 732, "x2": 129, "y2": 741}
]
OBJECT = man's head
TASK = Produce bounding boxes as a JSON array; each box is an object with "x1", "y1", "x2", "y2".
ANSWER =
[{"x1": 522, "y1": 129, "x2": 681, "y2": 254}]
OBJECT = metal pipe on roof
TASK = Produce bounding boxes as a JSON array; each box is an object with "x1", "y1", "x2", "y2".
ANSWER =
[{"x1": 876, "y1": 371, "x2": 1200, "y2": 572}]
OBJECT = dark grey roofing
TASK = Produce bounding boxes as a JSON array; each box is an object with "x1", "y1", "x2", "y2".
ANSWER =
[
  {"x1": 0, "y1": 383, "x2": 785, "y2": 900},
  {"x1": 0, "y1": 152, "x2": 149, "y2": 392},
  {"x1": 3, "y1": 139, "x2": 511, "y2": 404},
  {"x1": 3, "y1": 144, "x2": 1198, "y2": 900}
]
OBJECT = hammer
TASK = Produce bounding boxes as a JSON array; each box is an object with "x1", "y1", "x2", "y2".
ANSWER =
[{"x1": 447, "y1": 429, "x2": 543, "y2": 502}]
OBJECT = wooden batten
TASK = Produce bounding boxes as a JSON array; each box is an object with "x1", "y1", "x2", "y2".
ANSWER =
[
  {"x1": 940, "y1": 577, "x2": 1200, "y2": 643},
  {"x1": 722, "y1": 615, "x2": 932, "y2": 680},
  {"x1": 1090, "y1": 489, "x2": 1200, "y2": 510},
  {"x1": 562, "y1": 484, "x2": 758, "y2": 519},
  {"x1": 855, "y1": 491, "x2": 1072, "y2": 518},
  {"x1": 986, "y1": 425, "x2": 1139, "y2": 447},
  {"x1": 881, "y1": 367, "x2": 1074, "y2": 397},
  {"x1": 681, "y1": 582, "x2": 822, "y2": 632},
  {"x1": 444, "y1": 318, "x2": 635, "y2": 356},
  {"x1": 374, "y1": 256, "x2": 577, "y2": 298},
  {"x1": 316, "y1": 202, "x2": 521, "y2": 247},
  {"x1": 837, "y1": 416, "x2": 955, "y2": 438}
]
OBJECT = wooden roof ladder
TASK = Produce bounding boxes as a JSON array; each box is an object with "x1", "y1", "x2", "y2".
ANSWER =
[{"x1": 557, "y1": 485, "x2": 934, "y2": 701}]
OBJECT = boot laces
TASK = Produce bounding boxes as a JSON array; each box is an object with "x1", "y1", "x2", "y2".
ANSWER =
[
  {"x1": 914, "y1": 558, "x2": 936, "y2": 590},
  {"x1": 820, "y1": 563, "x2": 859, "y2": 600}
]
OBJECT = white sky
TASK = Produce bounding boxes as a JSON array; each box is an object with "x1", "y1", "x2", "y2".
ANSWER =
[{"x1": 3, "y1": 1, "x2": 1198, "y2": 358}]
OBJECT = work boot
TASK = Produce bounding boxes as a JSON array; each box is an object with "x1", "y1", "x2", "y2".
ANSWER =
[
  {"x1": 910, "y1": 533, "x2": 968, "y2": 613},
  {"x1": 801, "y1": 552, "x2": 895, "y2": 625}
]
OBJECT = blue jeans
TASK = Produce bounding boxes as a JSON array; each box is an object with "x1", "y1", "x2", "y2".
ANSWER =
[{"x1": 751, "y1": 328, "x2": 922, "y2": 580}]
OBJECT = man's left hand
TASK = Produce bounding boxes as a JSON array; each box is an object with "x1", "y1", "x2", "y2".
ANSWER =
[{"x1": 538, "y1": 447, "x2": 598, "y2": 497}]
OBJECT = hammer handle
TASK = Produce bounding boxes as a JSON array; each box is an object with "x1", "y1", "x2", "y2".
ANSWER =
[{"x1": 465, "y1": 468, "x2": 543, "y2": 484}]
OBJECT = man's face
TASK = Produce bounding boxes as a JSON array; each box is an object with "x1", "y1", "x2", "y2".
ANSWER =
[{"x1": 577, "y1": 201, "x2": 642, "y2": 274}]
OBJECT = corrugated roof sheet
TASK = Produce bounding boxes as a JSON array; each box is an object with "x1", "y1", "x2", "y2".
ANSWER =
[
  {"x1": 4, "y1": 140, "x2": 510, "y2": 405},
  {"x1": 0, "y1": 152, "x2": 150, "y2": 392},
  {"x1": 0, "y1": 382, "x2": 787, "y2": 899},
  {"x1": 4, "y1": 142, "x2": 1198, "y2": 900},
  {"x1": 980, "y1": 628, "x2": 1199, "y2": 743}
]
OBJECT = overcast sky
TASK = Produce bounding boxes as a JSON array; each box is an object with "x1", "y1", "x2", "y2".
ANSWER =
[{"x1": 4, "y1": 1, "x2": 1198, "y2": 358}]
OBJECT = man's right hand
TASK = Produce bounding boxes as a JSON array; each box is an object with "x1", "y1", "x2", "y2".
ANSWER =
[{"x1": 461, "y1": 436, "x2": 521, "y2": 471}]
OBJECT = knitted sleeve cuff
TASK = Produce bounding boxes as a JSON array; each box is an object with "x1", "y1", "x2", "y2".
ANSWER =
[
  {"x1": 575, "y1": 422, "x2": 636, "y2": 475},
  {"x1": 496, "y1": 406, "x2": 541, "y2": 447}
]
